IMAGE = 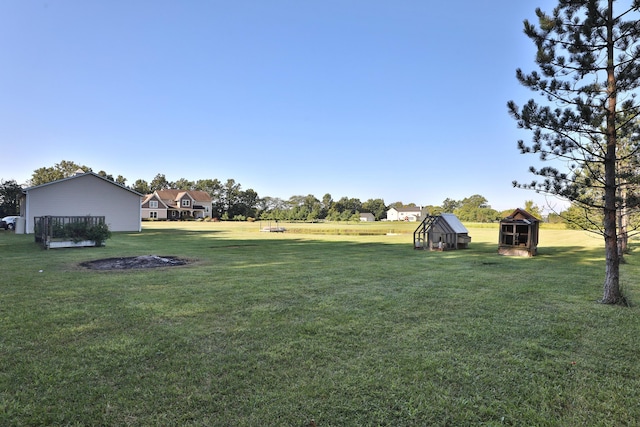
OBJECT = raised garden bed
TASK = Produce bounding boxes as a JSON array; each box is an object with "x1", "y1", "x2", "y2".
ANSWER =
[
  {"x1": 47, "y1": 240, "x2": 103, "y2": 249},
  {"x1": 34, "y1": 216, "x2": 111, "y2": 250}
]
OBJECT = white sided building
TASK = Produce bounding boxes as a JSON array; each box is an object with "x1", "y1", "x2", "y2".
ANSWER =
[
  {"x1": 386, "y1": 206, "x2": 423, "y2": 222},
  {"x1": 19, "y1": 171, "x2": 142, "y2": 234}
]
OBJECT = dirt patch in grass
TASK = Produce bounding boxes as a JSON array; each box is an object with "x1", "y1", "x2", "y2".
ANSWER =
[{"x1": 81, "y1": 255, "x2": 188, "y2": 270}]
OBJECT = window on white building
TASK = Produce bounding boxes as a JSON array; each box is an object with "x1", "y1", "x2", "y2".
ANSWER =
[
  {"x1": 150, "y1": 200, "x2": 158, "y2": 208},
  {"x1": 150, "y1": 211, "x2": 158, "y2": 219}
]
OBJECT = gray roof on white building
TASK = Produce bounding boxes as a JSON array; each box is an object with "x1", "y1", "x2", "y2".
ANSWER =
[{"x1": 441, "y1": 213, "x2": 468, "y2": 234}]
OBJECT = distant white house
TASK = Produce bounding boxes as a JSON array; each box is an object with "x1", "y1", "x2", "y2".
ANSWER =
[
  {"x1": 386, "y1": 206, "x2": 423, "y2": 222},
  {"x1": 359, "y1": 212, "x2": 375, "y2": 222},
  {"x1": 19, "y1": 171, "x2": 142, "y2": 234}
]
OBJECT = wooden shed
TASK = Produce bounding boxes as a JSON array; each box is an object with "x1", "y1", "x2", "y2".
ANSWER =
[
  {"x1": 413, "y1": 213, "x2": 471, "y2": 250},
  {"x1": 498, "y1": 208, "x2": 539, "y2": 257}
]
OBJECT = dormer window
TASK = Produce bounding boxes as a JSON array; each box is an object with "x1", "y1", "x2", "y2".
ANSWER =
[
  {"x1": 150, "y1": 201, "x2": 158, "y2": 208},
  {"x1": 182, "y1": 199, "x2": 190, "y2": 207}
]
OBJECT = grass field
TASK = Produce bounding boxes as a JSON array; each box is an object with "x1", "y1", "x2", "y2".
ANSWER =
[{"x1": 1, "y1": 221, "x2": 639, "y2": 426}]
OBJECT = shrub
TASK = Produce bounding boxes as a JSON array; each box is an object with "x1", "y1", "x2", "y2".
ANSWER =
[
  {"x1": 51, "y1": 219, "x2": 111, "y2": 245},
  {"x1": 84, "y1": 222, "x2": 112, "y2": 246}
]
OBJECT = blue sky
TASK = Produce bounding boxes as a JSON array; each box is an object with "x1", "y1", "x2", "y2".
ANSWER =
[{"x1": 0, "y1": 0, "x2": 566, "y2": 212}]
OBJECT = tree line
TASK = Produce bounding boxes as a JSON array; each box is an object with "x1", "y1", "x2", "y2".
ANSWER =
[{"x1": 0, "y1": 160, "x2": 544, "y2": 222}]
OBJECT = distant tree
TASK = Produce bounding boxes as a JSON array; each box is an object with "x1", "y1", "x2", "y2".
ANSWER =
[
  {"x1": 507, "y1": 0, "x2": 640, "y2": 304},
  {"x1": 321, "y1": 193, "x2": 333, "y2": 218},
  {"x1": 326, "y1": 206, "x2": 341, "y2": 221},
  {"x1": 287, "y1": 195, "x2": 307, "y2": 209},
  {"x1": 547, "y1": 211, "x2": 565, "y2": 224},
  {"x1": 132, "y1": 179, "x2": 150, "y2": 195},
  {"x1": 259, "y1": 197, "x2": 289, "y2": 220},
  {"x1": 361, "y1": 198, "x2": 387, "y2": 220},
  {"x1": 194, "y1": 179, "x2": 223, "y2": 217},
  {"x1": 574, "y1": 114, "x2": 640, "y2": 256},
  {"x1": 283, "y1": 195, "x2": 320, "y2": 221},
  {"x1": 174, "y1": 178, "x2": 195, "y2": 190},
  {"x1": 454, "y1": 194, "x2": 499, "y2": 222},
  {"x1": 441, "y1": 198, "x2": 461, "y2": 213},
  {"x1": 0, "y1": 180, "x2": 22, "y2": 217},
  {"x1": 615, "y1": 118, "x2": 640, "y2": 254},
  {"x1": 30, "y1": 160, "x2": 92, "y2": 186},
  {"x1": 221, "y1": 179, "x2": 242, "y2": 218},
  {"x1": 194, "y1": 178, "x2": 222, "y2": 196},
  {"x1": 333, "y1": 197, "x2": 362, "y2": 217},
  {"x1": 236, "y1": 189, "x2": 260, "y2": 218},
  {"x1": 97, "y1": 170, "x2": 114, "y2": 181},
  {"x1": 301, "y1": 195, "x2": 322, "y2": 221},
  {"x1": 524, "y1": 200, "x2": 543, "y2": 219},
  {"x1": 563, "y1": 204, "x2": 603, "y2": 230},
  {"x1": 150, "y1": 174, "x2": 172, "y2": 191},
  {"x1": 424, "y1": 205, "x2": 444, "y2": 216},
  {"x1": 115, "y1": 175, "x2": 127, "y2": 186},
  {"x1": 260, "y1": 197, "x2": 287, "y2": 211}
]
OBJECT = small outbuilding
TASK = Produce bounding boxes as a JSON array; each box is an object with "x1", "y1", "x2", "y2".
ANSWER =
[
  {"x1": 359, "y1": 212, "x2": 376, "y2": 222},
  {"x1": 498, "y1": 208, "x2": 539, "y2": 257},
  {"x1": 413, "y1": 213, "x2": 471, "y2": 250},
  {"x1": 19, "y1": 171, "x2": 143, "y2": 234}
]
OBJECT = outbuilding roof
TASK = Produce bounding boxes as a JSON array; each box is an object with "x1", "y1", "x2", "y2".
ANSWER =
[
  {"x1": 440, "y1": 213, "x2": 469, "y2": 234},
  {"x1": 23, "y1": 171, "x2": 143, "y2": 196}
]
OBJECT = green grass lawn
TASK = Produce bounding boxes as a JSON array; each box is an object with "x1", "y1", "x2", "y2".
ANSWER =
[{"x1": 1, "y1": 221, "x2": 639, "y2": 426}]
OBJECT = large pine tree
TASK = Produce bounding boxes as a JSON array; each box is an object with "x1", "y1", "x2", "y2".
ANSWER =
[{"x1": 508, "y1": 0, "x2": 640, "y2": 304}]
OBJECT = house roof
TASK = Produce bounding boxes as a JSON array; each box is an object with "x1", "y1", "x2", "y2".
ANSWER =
[
  {"x1": 154, "y1": 189, "x2": 212, "y2": 203},
  {"x1": 141, "y1": 193, "x2": 169, "y2": 208},
  {"x1": 389, "y1": 206, "x2": 422, "y2": 212},
  {"x1": 23, "y1": 171, "x2": 143, "y2": 196}
]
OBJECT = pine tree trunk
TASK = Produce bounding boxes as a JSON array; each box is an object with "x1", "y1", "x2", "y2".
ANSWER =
[
  {"x1": 603, "y1": 207, "x2": 622, "y2": 304},
  {"x1": 602, "y1": 0, "x2": 623, "y2": 305},
  {"x1": 603, "y1": 143, "x2": 621, "y2": 303}
]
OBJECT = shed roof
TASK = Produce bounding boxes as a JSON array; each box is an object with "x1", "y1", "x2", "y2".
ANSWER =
[
  {"x1": 24, "y1": 171, "x2": 142, "y2": 196},
  {"x1": 440, "y1": 213, "x2": 468, "y2": 234},
  {"x1": 503, "y1": 208, "x2": 539, "y2": 222}
]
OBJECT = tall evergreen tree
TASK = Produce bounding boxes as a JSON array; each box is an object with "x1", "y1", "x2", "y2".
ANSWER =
[{"x1": 508, "y1": 0, "x2": 640, "y2": 304}]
